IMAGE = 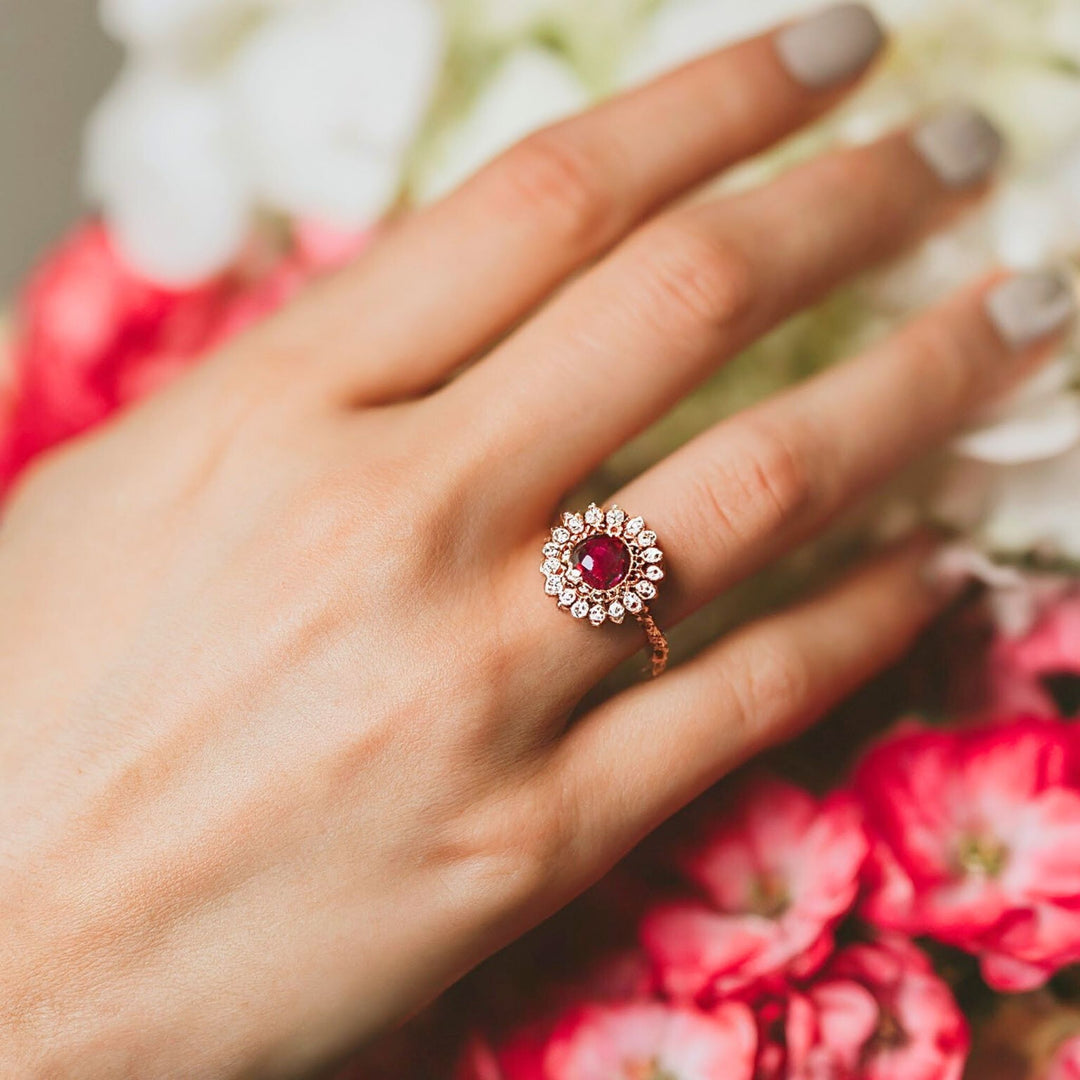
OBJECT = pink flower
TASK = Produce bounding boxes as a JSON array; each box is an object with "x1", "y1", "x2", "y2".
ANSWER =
[
  {"x1": 1049, "y1": 1036, "x2": 1080, "y2": 1080},
  {"x1": 545, "y1": 1001, "x2": 756, "y2": 1080},
  {"x1": 1, "y1": 219, "x2": 368, "y2": 493},
  {"x1": 751, "y1": 935, "x2": 968, "y2": 1080},
  {"x1": 456, "y1": 1031, "x2": 547, "y2": 1080},
  {"x1": 990, "y1": 590, "x2": 1080, "y2": 718},
  {"x1": 456, "y1": 950, "x2": 654, "y2": 1080},
  {"x1": 640, "y1": 778, "x2": 868, "y2": 1002},
  {"x1": 855, "y1": 719, "x2": 1080, "y2": 990}
]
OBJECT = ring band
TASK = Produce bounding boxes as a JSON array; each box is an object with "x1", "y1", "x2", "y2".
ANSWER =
[{"x1": 541, "y1": 503, "x2": 670, "y2": 677}]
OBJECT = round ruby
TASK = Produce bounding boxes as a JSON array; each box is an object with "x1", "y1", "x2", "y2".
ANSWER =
[{"x1": 571, "y1": 535, "x2": 632, "y2": 591}]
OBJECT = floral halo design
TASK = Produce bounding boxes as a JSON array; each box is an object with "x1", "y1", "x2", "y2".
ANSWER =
[{"x1": 541, "y1": 504, "x2": 665, "y2": 628}]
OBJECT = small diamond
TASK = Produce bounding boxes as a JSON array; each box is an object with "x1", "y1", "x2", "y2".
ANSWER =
[
  {"x1": 571, "y1": 599, "x2": 590, "y2": 619},
  {"x1": 645, "y1": 565, "x2": 665, "y2": 582},
  {"x1": 566, "y1": 566, "x2": 582, "y2": 583},
  {"x1": 585, "y1": 504, "x2": 604, "y2": 527},
  {"x1": 608, "y1": 601, "x2": 625, "y2": 624},
  {"x1": 559, "y1": 589, "x2": 577, "y2": 607},
  {"x1": 624, "y1": 516, "x2": 645, "y2": 539},
  {"x1": 589, "y1": 605, "x2": 607, "y2": 626},
  {"x1": 545, "y1": 576, "x2": 562, "y2": 596},
  {"x1": 606, "y1": 506, "x2": 626, "y2": 528},
  {"x1": 543, "y1": 542, "x2": 560, "y2": 558},
  {"x1": 542, "y1": 557, "x2": 562, "y2": 575},
  {"x1": 553, "y1": 527, "x2": 570, "y2": 544},
  {"x1": 643, "y1": 547, "x2": 663, "y2": 564},
  {"x1": 635, "y1": 580, "x2": 657, "y2": 600},
  {"x1": 624, "y1": 592, "x2": 643, "y2": 614},
  {"x1": 566, "y1": 513, "x2": 585, "y2": 534},
  {"x1": 637, "y1": 530, "x2": 657, "y2": 548}
]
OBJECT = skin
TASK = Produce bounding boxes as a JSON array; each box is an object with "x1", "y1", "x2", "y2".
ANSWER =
[{"x1": 0, "y1": 25, "x2": 1068, "y2": 1080}]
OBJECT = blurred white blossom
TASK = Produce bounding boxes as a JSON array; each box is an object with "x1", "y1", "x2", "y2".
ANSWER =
[{"x1": 86, "y1": 0, "x2": 443, "y2": 283}]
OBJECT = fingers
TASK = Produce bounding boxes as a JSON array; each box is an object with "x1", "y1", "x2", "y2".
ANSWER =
[
  {"x1": 450, "y1": 108, "x2": 1004, "y2": 504},
  {"x1": 611, "y1": 269, "x2": 1076, "y2": 626},
  {"x1": 551, "y1": 536, "x2": 956, "y2": 867},
  {"x1": 261, "y1": 5, "x2": 885, "y2": 403}
]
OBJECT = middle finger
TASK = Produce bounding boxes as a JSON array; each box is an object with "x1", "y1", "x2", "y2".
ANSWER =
[{"x1": 445, "y1": 107, "x2": 1003, "y2": 507}]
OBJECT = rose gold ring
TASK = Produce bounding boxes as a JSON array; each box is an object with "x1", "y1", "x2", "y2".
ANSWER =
[{"x1": 541, "y1": 503, "x2": 670, "y2": 677}]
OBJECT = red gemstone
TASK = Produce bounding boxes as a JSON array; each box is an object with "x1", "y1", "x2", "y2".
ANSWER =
[{"x1": 571, "y1": 535, "x2": 632, "y2": 591}]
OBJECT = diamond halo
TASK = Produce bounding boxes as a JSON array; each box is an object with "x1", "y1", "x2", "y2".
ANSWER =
[{"x1": 540, "y1": 503, "x2": 665, "y2": 630}]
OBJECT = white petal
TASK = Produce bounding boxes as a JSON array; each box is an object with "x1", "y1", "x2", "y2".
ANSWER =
[
  {"x1": 227, "y1": 0, "x2": 444, "y2": 226},
  {"x1": 414, "y1": 46, "x2": 590, "y2": 203},
  {"x1": 992, "y1": 180, "x2": 1076, "y2": 269},
  {"x1": 974, "y1": 62, "x2": 1080, "y2": 168},
  {"x1": 83, "y1": 64, "x2": 251, "y2": 283},
  {"x1": 956, "y1": 391, "x2": 1080, "y2": 465},
  {"x1": 981, "y1": 445, "x2": 1080, "y2": 560}
]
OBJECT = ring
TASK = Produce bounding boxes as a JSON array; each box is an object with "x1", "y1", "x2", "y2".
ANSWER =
[{"x1": 541, "y1": 503, "x2": 670, "y2": 677}]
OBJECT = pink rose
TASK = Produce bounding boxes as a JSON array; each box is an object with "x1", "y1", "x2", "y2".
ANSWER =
[
  {"x1": 751, "y1": 935, "x2": 967, "y2": 1080},
  {"x1": 990, "y1": 591, "x2": 1080, "y2": 718},
  {"x1": 855, "y1": 719, "x2": 1080, "y2": 990},
  {"x1": 544, "y1": 1001, "x2": 756, "y2": 1080},
  {"x1": 640, "y1": 778, "x2": 868, "y2": 1002},
  {"x1": 1049, "y1": 1036, "x2": 1080, "y2": 1080}
]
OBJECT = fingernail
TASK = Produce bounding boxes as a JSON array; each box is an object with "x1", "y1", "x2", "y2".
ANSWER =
[
  {"x1": 776, "y1": 3, "x2": 886, "y2": 90},
  {"x1": 912, "y1": 105, "x2": 1005, "y2": 188},
  {"x1": 986, "y1": 269, "x2": 1078, "y2": 349}
]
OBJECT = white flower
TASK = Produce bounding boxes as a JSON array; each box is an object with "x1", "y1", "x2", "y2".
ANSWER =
[
  {"x1": 949, "y1": 358, "x2": 1080, "y2": 561},
  {"x1": 83, "y1": 64, "x2": 251, "y2": 283},
  {"x1": 227, "y1": 0, "x2": 442, "y2": 226},
  {"x1": 956, "y1": 361, "x2": 1080, "y2": 467},
  {"x1": 980, "y1": 446, "x2": 1080, "y2": 562},
  {"x1": 86, "y1": 0, "x2": 443, "y2": 283},
  {"x1": 414, "y1": 46, "x2": 589, "y2": 203}
]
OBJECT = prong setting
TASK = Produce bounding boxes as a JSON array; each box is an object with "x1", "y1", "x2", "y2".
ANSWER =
[{"x1": 541, "y1": 503, "x2": 664, "y2": 629}]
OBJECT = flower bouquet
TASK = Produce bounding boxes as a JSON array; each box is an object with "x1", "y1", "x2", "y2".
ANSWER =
[{"x1": 4, "y1": 0, "x2": 1080, "y2": 1076}]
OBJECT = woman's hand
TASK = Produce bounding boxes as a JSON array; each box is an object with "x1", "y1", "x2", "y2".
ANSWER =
[{"x1": 1, "y1": 5, "x2": 1074, "y2": 1076}]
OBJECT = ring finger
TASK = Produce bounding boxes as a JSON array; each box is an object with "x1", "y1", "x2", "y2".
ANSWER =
[{"x1": 551, "y1": 267, "x2": 1077, "y2": 682}]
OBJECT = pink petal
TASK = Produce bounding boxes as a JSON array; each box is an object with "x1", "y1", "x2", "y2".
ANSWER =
[
  {"x1": 545, "y1": 1002, "x2": 756, "y2": 1080},
  {"x1": 979, "y1": 950, "x2": 1054, "y2": 991},
  {"x1": 640, "y1": 904, "x2": 768, "y2": 1000},
  {"x1": 1048, "y1": 1035, "x2": 1080, "y2": 1080},
  {"x1": 808, "y1": 979, "x2": 879, "y2": 1064}
]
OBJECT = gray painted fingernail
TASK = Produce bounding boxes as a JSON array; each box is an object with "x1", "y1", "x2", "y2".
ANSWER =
[
  {"x1": 776, "y1": 3, "x2": 886, "y2": 90},
  {"x1": 912, "y1": 106, "x2": 1005, "y2": 188},
  {"x1": 986, "y1": 270, "x2": 1078, "y2": 349}
]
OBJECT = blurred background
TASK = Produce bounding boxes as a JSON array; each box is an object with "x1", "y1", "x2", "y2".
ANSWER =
[{"x1": 0, "y1": 0, "x2": 117, "y2": 294}]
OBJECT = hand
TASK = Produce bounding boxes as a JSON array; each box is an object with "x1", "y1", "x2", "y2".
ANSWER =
[{"x1": 1, "y1": 7, "x2": 1073, "y2": 1077}]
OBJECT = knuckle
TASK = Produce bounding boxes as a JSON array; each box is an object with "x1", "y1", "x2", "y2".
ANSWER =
[
  {"x1": 438, "y1": 778, "x2": 581, "y2": 913},
  {"x1": 683, "y1": 419, "x2": 817, "y2": 555},
  {"x1": 488, "y1": 131, "x2": 614, "y2": 248},
  {"x1": 904, "y1": 315, "x2": 992, "y2": 415},
  {"x1": 632, "y1": 221, "x2": 757, "y2": 335},
  {"x1": 728, "y1": 637, "x2": 812, "y2": 742}
]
